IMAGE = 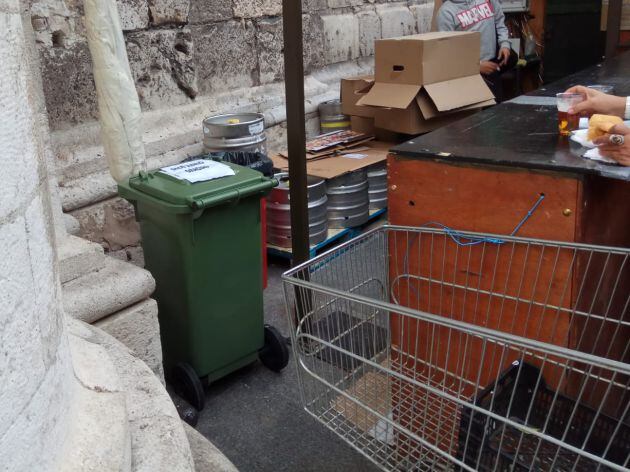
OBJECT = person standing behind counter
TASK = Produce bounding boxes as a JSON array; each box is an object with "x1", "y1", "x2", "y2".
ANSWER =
[
  {"x1": 436, "y1": 0, "x2": 518, "y2": 102},
  {"x1": 567, "y1": 85, "x2": 630, "y2": 166}
]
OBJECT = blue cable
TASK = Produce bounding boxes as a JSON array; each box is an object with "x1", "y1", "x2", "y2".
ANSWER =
[
  {"x1": 509, "y1": 194, "x2": 546, "y2": 237},
  {"x1": 423, "y1": 194, "x2": 546, "y2": 247}
]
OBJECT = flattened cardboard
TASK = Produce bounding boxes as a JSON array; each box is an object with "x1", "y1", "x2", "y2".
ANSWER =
[
  {"x1": 306, "y1": 130, "x2": 371, "y2": 153},
  {"x1": 271, "y1": 141, "x2": 392, "y2": 179},
  {"x1": 424, "y1": 75, "x2": 495, "y2": 112},
  {"x1": 279, "y1": 136, "x2": 375, "y2": 161},
  {"x1": 341, "y1": 76, "x2": 376, "y2": 118},
  {"x1": 357, "y1": 83, "x2": 421, "y2": 109}
]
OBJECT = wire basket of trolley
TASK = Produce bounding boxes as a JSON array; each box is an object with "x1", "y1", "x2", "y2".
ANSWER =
[{"x1": 282, "y1": 225, "x2": 630, "y2": 471}]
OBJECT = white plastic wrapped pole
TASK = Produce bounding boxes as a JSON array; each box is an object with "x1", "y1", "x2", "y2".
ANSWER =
[{"x1": 84, "y1": 0, "x2": 146, "y2": 183}]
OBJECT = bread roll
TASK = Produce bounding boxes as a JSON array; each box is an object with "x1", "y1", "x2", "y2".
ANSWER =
[{"x1": 588, "y1": 114, "x2": 623, "y2": 141}]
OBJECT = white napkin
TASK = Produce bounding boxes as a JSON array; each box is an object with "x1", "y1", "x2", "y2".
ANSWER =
[
  {"x1": 571, "y1": 129, "x2": 620, "y2": 164},
  {"x1": 583, "y1": 147, "x2": 618, "y2": 164},
  {"x1": 570, "y1": 129, "x2": 595, "y2": 148}
]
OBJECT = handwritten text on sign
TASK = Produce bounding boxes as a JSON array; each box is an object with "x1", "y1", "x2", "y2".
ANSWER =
[{"x1": 160, "y1": 159, "x2": 235, "y2": 183}]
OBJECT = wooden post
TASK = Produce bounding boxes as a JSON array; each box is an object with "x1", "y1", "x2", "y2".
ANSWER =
[{"x1": 606, "y1": 0, "x2": 623, "y2": 59}]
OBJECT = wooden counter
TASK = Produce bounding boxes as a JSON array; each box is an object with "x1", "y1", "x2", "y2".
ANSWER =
[{"x1": 386, "y1": 57, "x2": 630, "y2": 463}]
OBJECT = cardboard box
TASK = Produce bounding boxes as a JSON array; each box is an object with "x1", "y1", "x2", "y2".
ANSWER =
[
  {"x1": 271, "y1": 140, "x2": 391, "y2": 180},
  {"x1": 350, "y1": 115, "x2": 376, "y2": 134},
  {"x1": 351, "y1": 115, "x2": 406, "y2": 143},
  {"x1": 357, "y1": 32, "x2": 495, "y2": 135},
  {"x1": 341, "y1": 76, "x2": 376, "y2": 118}
]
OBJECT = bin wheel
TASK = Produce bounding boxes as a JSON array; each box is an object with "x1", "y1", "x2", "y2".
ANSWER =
[
  {"x1": 259, "y1": 324, "x2": 290, "y2": 372},
  {"x1": 171, "y1": 362, "x2": 205, "y2": 410}
]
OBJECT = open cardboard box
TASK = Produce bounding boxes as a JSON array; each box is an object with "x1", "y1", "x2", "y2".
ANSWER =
[
  {"x1": 350, "y1": 116, "x2": 408, "y2": 144},
  {"x1": 271, "y1": 140, "x2": 391, "y2": 179},
  {"x1": 357, "y1": 31, "x2": 495, "y2": 135},
  {"x1": 341, "y1": 76, "x2": 376, "y2": 118}
]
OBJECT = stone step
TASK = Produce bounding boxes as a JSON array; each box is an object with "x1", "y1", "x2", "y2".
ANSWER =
[
  {"x1": 67, "y1": 319, "x2": 197, "y2": 472},
  {"x1": 64, "y1": 212, "x2": 81, "y2": 235},
  {"x1": 62, "y1": 322, "x2": 132, "y2": 472},
  {"x1": 57, "y1": 234, "x2": 105, "y2": 283},
  {"x1": 62, "y1": 255, "x2": 155, "y2": 324},
  {"x1": 95, "y1": 298, "x2": 165, "y2": 383}
]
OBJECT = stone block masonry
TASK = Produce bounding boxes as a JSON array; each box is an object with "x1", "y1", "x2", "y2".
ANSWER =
[
  {"x1": 127, "y1": 28, "x2": 198, "y2": 107},
  {"x1": 377, "y1": 2, "x2": 416, "y2": 38},
  {"x1": 357, "y1": 6, "x2": 381, "y2": 57},
  {"x1": 3, "y1": 4, "x2": 237, "y2": 469},
  {"x1": 193, "y1": 20, "x2": 259, "y2": 95},
  {"x1": 1, "y1": 3, "x2": 74, "y2": 467},
  {"x1": 32, "y1": 0, "x2": 435, "y2": 130},
  {"x1": 30, "y1": 0, "x2": 435, "y2": 243}
]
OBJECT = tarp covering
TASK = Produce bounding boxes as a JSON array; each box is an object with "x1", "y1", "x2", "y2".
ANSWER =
[{"x1": 84, "y1": 0, "x2": 146, "y2": 182}]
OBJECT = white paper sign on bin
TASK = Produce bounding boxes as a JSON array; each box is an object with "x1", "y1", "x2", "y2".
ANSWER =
[{"x1": 160, "y1": 160, "x2": 236, "y2": 183}]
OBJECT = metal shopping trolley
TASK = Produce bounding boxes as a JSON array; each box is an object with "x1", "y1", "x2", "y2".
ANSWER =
[{"x1": 282, "y1": 225, "x2": 630, "y2": 471}]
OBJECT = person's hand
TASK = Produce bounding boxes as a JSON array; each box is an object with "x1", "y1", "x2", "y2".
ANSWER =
[
  {"x1": 592, "y1": 123, "x2": 630, "y2": 166},
  {"x1": 480, "y1": 61, "x2": 500, "y2": 76},
  {"x1": 497, "y1": 47, "x2": 511, "y2": 67},
  {"x1": 565, "y1": 85, "x2": 626, "y2": 117}
]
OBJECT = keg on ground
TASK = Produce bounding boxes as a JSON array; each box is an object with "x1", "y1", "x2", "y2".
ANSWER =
[
  {"x1": 367, "y1": 164, "x2": 387, "y2": 210},
  {"x1": 326, "y1": 170, "x2": 369, "y2": 229},
  {"x1": 203, "y1": 113, "x2": 267, "y2": 154},
  {"x1": 318, "y1": 100, "x2": 350, "y2": 134},
  {"x1": 267, "y1": 173, "x2": 328, "y2": 248}
]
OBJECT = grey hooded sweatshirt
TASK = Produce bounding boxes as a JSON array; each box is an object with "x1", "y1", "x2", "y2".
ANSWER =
[{"x1": 436, "y1": 0, "x2": 511, "y2": 62}]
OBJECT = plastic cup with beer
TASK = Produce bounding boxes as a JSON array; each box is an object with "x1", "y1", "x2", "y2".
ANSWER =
[{"x1": 556, "y1": 93, "x2": 584, "y2": 136}]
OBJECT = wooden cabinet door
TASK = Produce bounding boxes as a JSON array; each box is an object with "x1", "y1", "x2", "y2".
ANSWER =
[
  {"x1": 387, "y1": 157, "x2": 582, "y2": 459},
  {"x1": 388, "y1": 156, "x2": 579, "y2": 241}
]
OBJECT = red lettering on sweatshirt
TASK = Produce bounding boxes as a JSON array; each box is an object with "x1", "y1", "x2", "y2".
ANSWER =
[{"x1": 456, "y1": 1, "x2": 494, "y2": 29}]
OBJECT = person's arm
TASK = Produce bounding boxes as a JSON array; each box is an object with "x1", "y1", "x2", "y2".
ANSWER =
[
  {"x1": 565, "y1": 85, "x2": 627, "y2": 117},
  {"x1": 492, "y1": 0, "x2": 511, "y2": 65},
  {"x1": 492, "y1": 0, "x2": 511, "y2": 50},
  {"x1": 436, "y1": 8, "x2": 455, "y2": 31}
]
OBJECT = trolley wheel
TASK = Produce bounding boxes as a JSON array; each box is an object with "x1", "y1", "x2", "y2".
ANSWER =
[
  {"x1": 259, "y1": 324, "x2": 289, "y2": 372},
  {"x1": 171, "y1": 362, "x2": 205, "y2": 410}
]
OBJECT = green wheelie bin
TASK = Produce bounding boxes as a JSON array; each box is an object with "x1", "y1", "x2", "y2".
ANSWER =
[{"x1": 119, "y1": 161, "x2": 288, "y2": 410}]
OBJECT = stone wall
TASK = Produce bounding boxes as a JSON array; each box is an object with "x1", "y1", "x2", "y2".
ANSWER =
[
  {"x1": 29, "y1": 0, "x2": 434, "y2": 248},
  {"x1": 34, "y1": 0, "x2": 435, "y2": 130},
  {"x1": 0, "y1": 0, "x2": 74, "y2": 467}
]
